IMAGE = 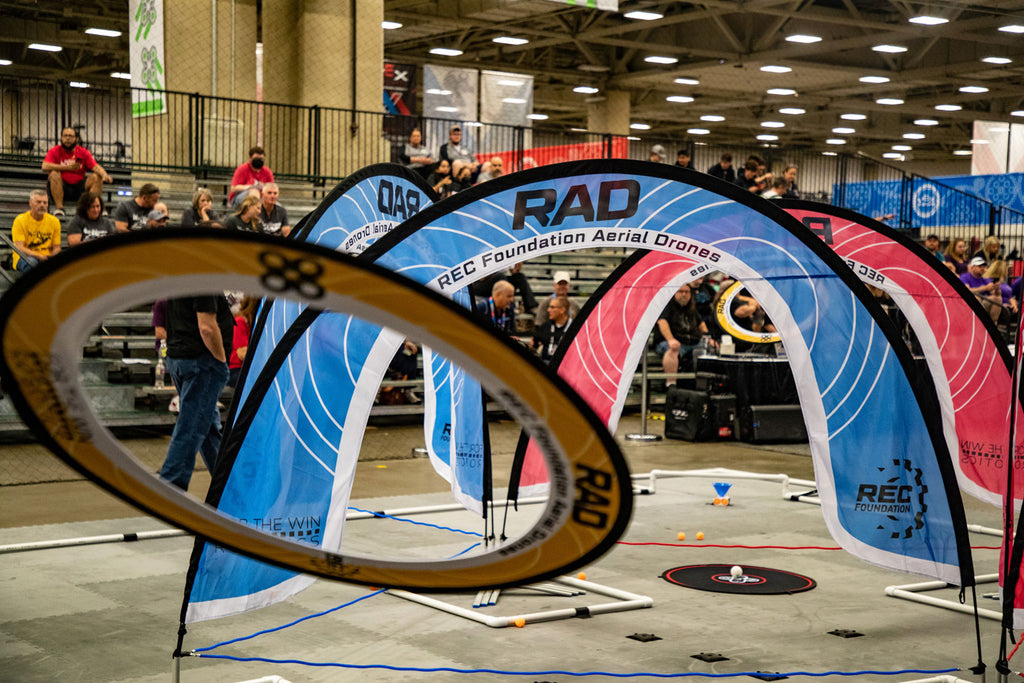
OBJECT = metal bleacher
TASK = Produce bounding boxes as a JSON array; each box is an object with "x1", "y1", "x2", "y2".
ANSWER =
[{"x1": 0, "y1": 164, "x2": 642, "y2": 435}]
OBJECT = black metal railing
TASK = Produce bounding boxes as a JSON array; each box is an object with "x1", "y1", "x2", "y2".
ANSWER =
[{"x1": 1, "y1": 76, "x2": 1020, "y2": 253}]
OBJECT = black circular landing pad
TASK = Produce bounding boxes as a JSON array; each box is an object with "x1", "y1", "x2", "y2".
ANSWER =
[{"x1": 662, "y1": 564, "x2": 815, "y2": 594}]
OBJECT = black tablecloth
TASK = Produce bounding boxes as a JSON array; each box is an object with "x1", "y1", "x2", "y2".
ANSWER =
[{"x1": 695, "y1": 355, "x2": 799, "y2": 407}]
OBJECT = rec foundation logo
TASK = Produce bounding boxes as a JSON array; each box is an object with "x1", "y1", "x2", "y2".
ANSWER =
[{"x1": 854, "y1": 458, "x2": 927, "y2": 540}]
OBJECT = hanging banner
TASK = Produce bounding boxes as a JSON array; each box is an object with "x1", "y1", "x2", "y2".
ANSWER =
[
  {"x1": 383, "y1": 61, "x2": 417, "y2": 116},
  {"x1": 129, "y1": 0, "x2": 166, "y2": 117}
]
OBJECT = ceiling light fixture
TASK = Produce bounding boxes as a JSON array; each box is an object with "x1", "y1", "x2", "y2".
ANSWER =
[
  {"x1": 700, "y1": 115, "x2": 725, "y2": 122},
  {"x1": 110, "y1": 71, "x2": 130, "y2": 79},
  {"x1": 429, "y1": 47, "x2": 463, "y2": 57},
  {"x1": 903, "y1": 133, "x2": 926, "y2": 139},
  {"x1": 873, "y1": 44, "x2": 908, "y2": 53},
  {"x1": 85, "y1": 27, "x2": 121, "y2": 37},
  {"x1": 674, "y1": 77, "x2": 699, "y2": 85},
  {"x1": 760, "y1": 65, "x2": 792, "y2": 73},
  {"x1": 876, "y1": 98, "x2": 904, "y2": 105},
  {"x1": 859, "y1": 75, "x2": 890, "y2": 84},
  {"x1": 826, "y1": 138, "x2": 847, "y2": 144},
  {"x1": 970, "y1": 138, "x2": 991, "y2": 144},
  {"x1": 832, "y1": 127, "x2": 855, "y2": 134},
  {"x1": 914, "y1": 118, "x2": 939, "y2": 126},
  {"x1": 756, "y1": 134, "x2": 779, "y2": 141},
  {"x1": 687, "y1": 128, "x2": 710, "y2": 135},
  {"x1": 1012, "y1": 110, "x2": 1024, "y2": 117},
  {"x1": 527, "y1": 113, "x2": 548, "y2": 120},
  {"x1": 779, "y1": 107, "x2": 805, "y2": 115},
  {"x1": 570, "y1": 127, "x2": 588, "y2": 133},
  {"x1": 909, "y1": 16, "x2": 948, "y2": 25},
  {"x1": 959, "y1": 85, "x2": 989, "y2": 93},
  {"x1": 998, "y1": 25, "x2": 1024, "y2": 33},
  {"x1": 645, "y1": 55, "x2": 678, "y2": 64},
  {"x1": 666, "y1": 95, "x2": 694, "y2": 103},
  {"x1": 69, "y1": 81, "x2": 89, "y2": 88},
  {"x1": 822, "y1": 151, "x2": 838, "y2": 156},
  {"x1": 892, "y1": 144, "x2": 912, "y2": 151},
  {"x1": 425, "y1": 88, "x2": 452, "y2": 96},
  {"x1": 934, "y1": 104, "x2": 961, "y2": 111},
  {"x1": 883, "y1": 153, "x2": 906, "y2": 160},
  {"x1": 497, "y1": 79, "x2": 525, "y2": 87},
  {"x1": 627, "y1": 136, "x2": 642, "y2": 141},
  {"x1": 624, "y1": 10, "x2": 663, "y2": 20},
  {"x1": 761, "y1": 121, "x2": 785, "y2": 128},
  {"x1": 435, "y1": 106, "x2": 459, "y2": 113},
  {"x1": 28, "y1": 43, "x2": 62, "y2": 52},
  {"x1": 786, "y1": 34, "x2": 822, "y2": 43},
  {"x1": 502, "y1": 97, "x2": 527, "y2": 104},
  {"x1": 841, "y1": 113, "x2": 867, "y2": 120},
  {"x1": 953, "y1": 150, "x2": 972, "y2": 156},
  {"x1": 0, "y1": 59, "x2": 12, "y2": 66},
  {"x1": 766, "y1": 88, "x2": 797, "y2": 95},
  {"x1": 493, "y1": 36, "x2": 529, "y2": 45},
  {"x1": 381, "y1": 21, "x2": 403, "y2": 30},
  {"x1": 574, "y1": 86, "x2": 599, "y2": 94},
  {"x1": 630, "y1": 123, "x2": 651, "y2": 130},
  {"x1": 982, "y1": 56, "x2": 1012, "y2": 65}
]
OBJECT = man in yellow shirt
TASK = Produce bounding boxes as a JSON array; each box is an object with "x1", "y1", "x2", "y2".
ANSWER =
[{"x1": 12, "y1": 190, "x2": 61, "y2": 271}]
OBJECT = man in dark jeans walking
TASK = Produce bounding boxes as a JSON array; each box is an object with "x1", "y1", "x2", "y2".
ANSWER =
[{"x1": 159, "y1": 292, "x2": 233, "y2": 490}]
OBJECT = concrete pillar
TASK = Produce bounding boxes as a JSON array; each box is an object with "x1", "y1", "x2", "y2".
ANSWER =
[
  {"x1": 587, "y1": 90, "x2": 631, "y2": 136},
  {"x1": 131, "y1": 0, "x2": 383, "y2": 179},
  {"x1": 287, "y1": 0, "x2": 385, "y2": 178}
]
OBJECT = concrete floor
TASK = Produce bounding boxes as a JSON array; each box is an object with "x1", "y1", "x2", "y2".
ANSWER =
[{"x1": 0, "y1": 415, "x2": 1007, "y2": 682}]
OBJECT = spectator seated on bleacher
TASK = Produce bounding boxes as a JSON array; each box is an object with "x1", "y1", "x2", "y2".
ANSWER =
[
  {"x1": 181, "y1": 188, "x2": 220, "y2": 228},
  {"x1": 223, "y1": 194, "x2": 263, "y2": 232},
  {"x1": 655, "y1": 285, "x2": 713, "y2": 385},
  {"x1": 67, "y1": 192, "x2": 117, "y2": 246},
  {"x1": 11, "y1": 189, "x2": 61, "y2": 271},
  {"x1": 41, "y1": 127, "x2": 112, "y2": 217},
  {"x1": 960, "y1": 256, "x2": 1002, "y2": 322},
  {"x1": 475, "y1": 280, "x2": 517, "y2": 334},
  {"x1": 113, "y1": 183, "x2": 161, "y2": 232},
  {"x1": 259, "y1": 183, "x2": 291, "y2": 237},
  {"x1": 535, "y1": 270, "x2": 580, "y2": 327},
  {"x1": 229, "y1": 146, "x2": 274, "y2": 209},
  {"x1": 532, "y1": 296, "x2": 574, "y2": 363}
]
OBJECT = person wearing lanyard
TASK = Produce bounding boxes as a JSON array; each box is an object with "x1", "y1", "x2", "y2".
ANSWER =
[
  {"x1": 533, "y1": 296, "x2": 573, "y2": 362},
  {"x1": 475, "y1": 280, "x2": 516, "y2": 334}
]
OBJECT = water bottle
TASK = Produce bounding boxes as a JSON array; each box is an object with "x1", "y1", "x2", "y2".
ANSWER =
[{"x1": 155, "y1": 339, "x2": 166, "y2": 389}]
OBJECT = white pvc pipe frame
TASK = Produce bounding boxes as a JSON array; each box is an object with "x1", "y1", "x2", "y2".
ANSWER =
[
  {"x1": 387, "y1": 576, "x2": 653, "y2": 628},
  {"x1": 0, "y1": 468, "x2": 818, "y2": 554}
]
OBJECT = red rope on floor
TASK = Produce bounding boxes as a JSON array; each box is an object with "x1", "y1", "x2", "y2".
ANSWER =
[{"x1": 617, "y1": 542, "x2": 1003, "y2": 550}]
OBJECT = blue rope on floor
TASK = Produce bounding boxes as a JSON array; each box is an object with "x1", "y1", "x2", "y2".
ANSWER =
[
  {"x1": 347, "y1": 505, "x2": 483, "y2": 537},
  {"x1": 190, "y1": 654, "x2": 961, "y2": 679},
  {"x1": 193, "y1": 589, "x2": 386, "y2": 653}
]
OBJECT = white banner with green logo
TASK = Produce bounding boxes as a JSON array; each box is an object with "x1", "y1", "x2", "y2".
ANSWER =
[{"x1": 129, "y1": 0, "x2": 166, "y2": 117}]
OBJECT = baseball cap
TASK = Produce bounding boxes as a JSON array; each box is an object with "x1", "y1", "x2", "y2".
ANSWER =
[
  {"x1": 450, "y1": 125, "x2": 461, "y2": 132},
  {"x1": 148, "y1": 209, "x2": 169, "y2": 222},
  {"x1": 553, "y1": 270, "x2": 571, "y2": 284},
  {"x1": 969, "y1": 256, "x2": 986, "y2": 267}
]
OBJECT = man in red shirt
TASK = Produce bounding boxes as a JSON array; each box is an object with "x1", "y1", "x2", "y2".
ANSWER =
[
  {"x1": 229, "y1": 145, "x2": 274, "y2": 208},
  {"x1": 41, "y1": 127, "x2": 112, "y2": 217}
]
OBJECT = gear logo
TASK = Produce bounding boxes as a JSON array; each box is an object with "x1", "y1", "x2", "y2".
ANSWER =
[
  {"x1": 913, "y1": 184, "x2": 941, "y2": 219},
  {"x1": 855, "y1": 458, "x2": 927, "y2": 539},
  {"x1": 259, "y1": 251, "x2": 325, "y2": 299}
]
